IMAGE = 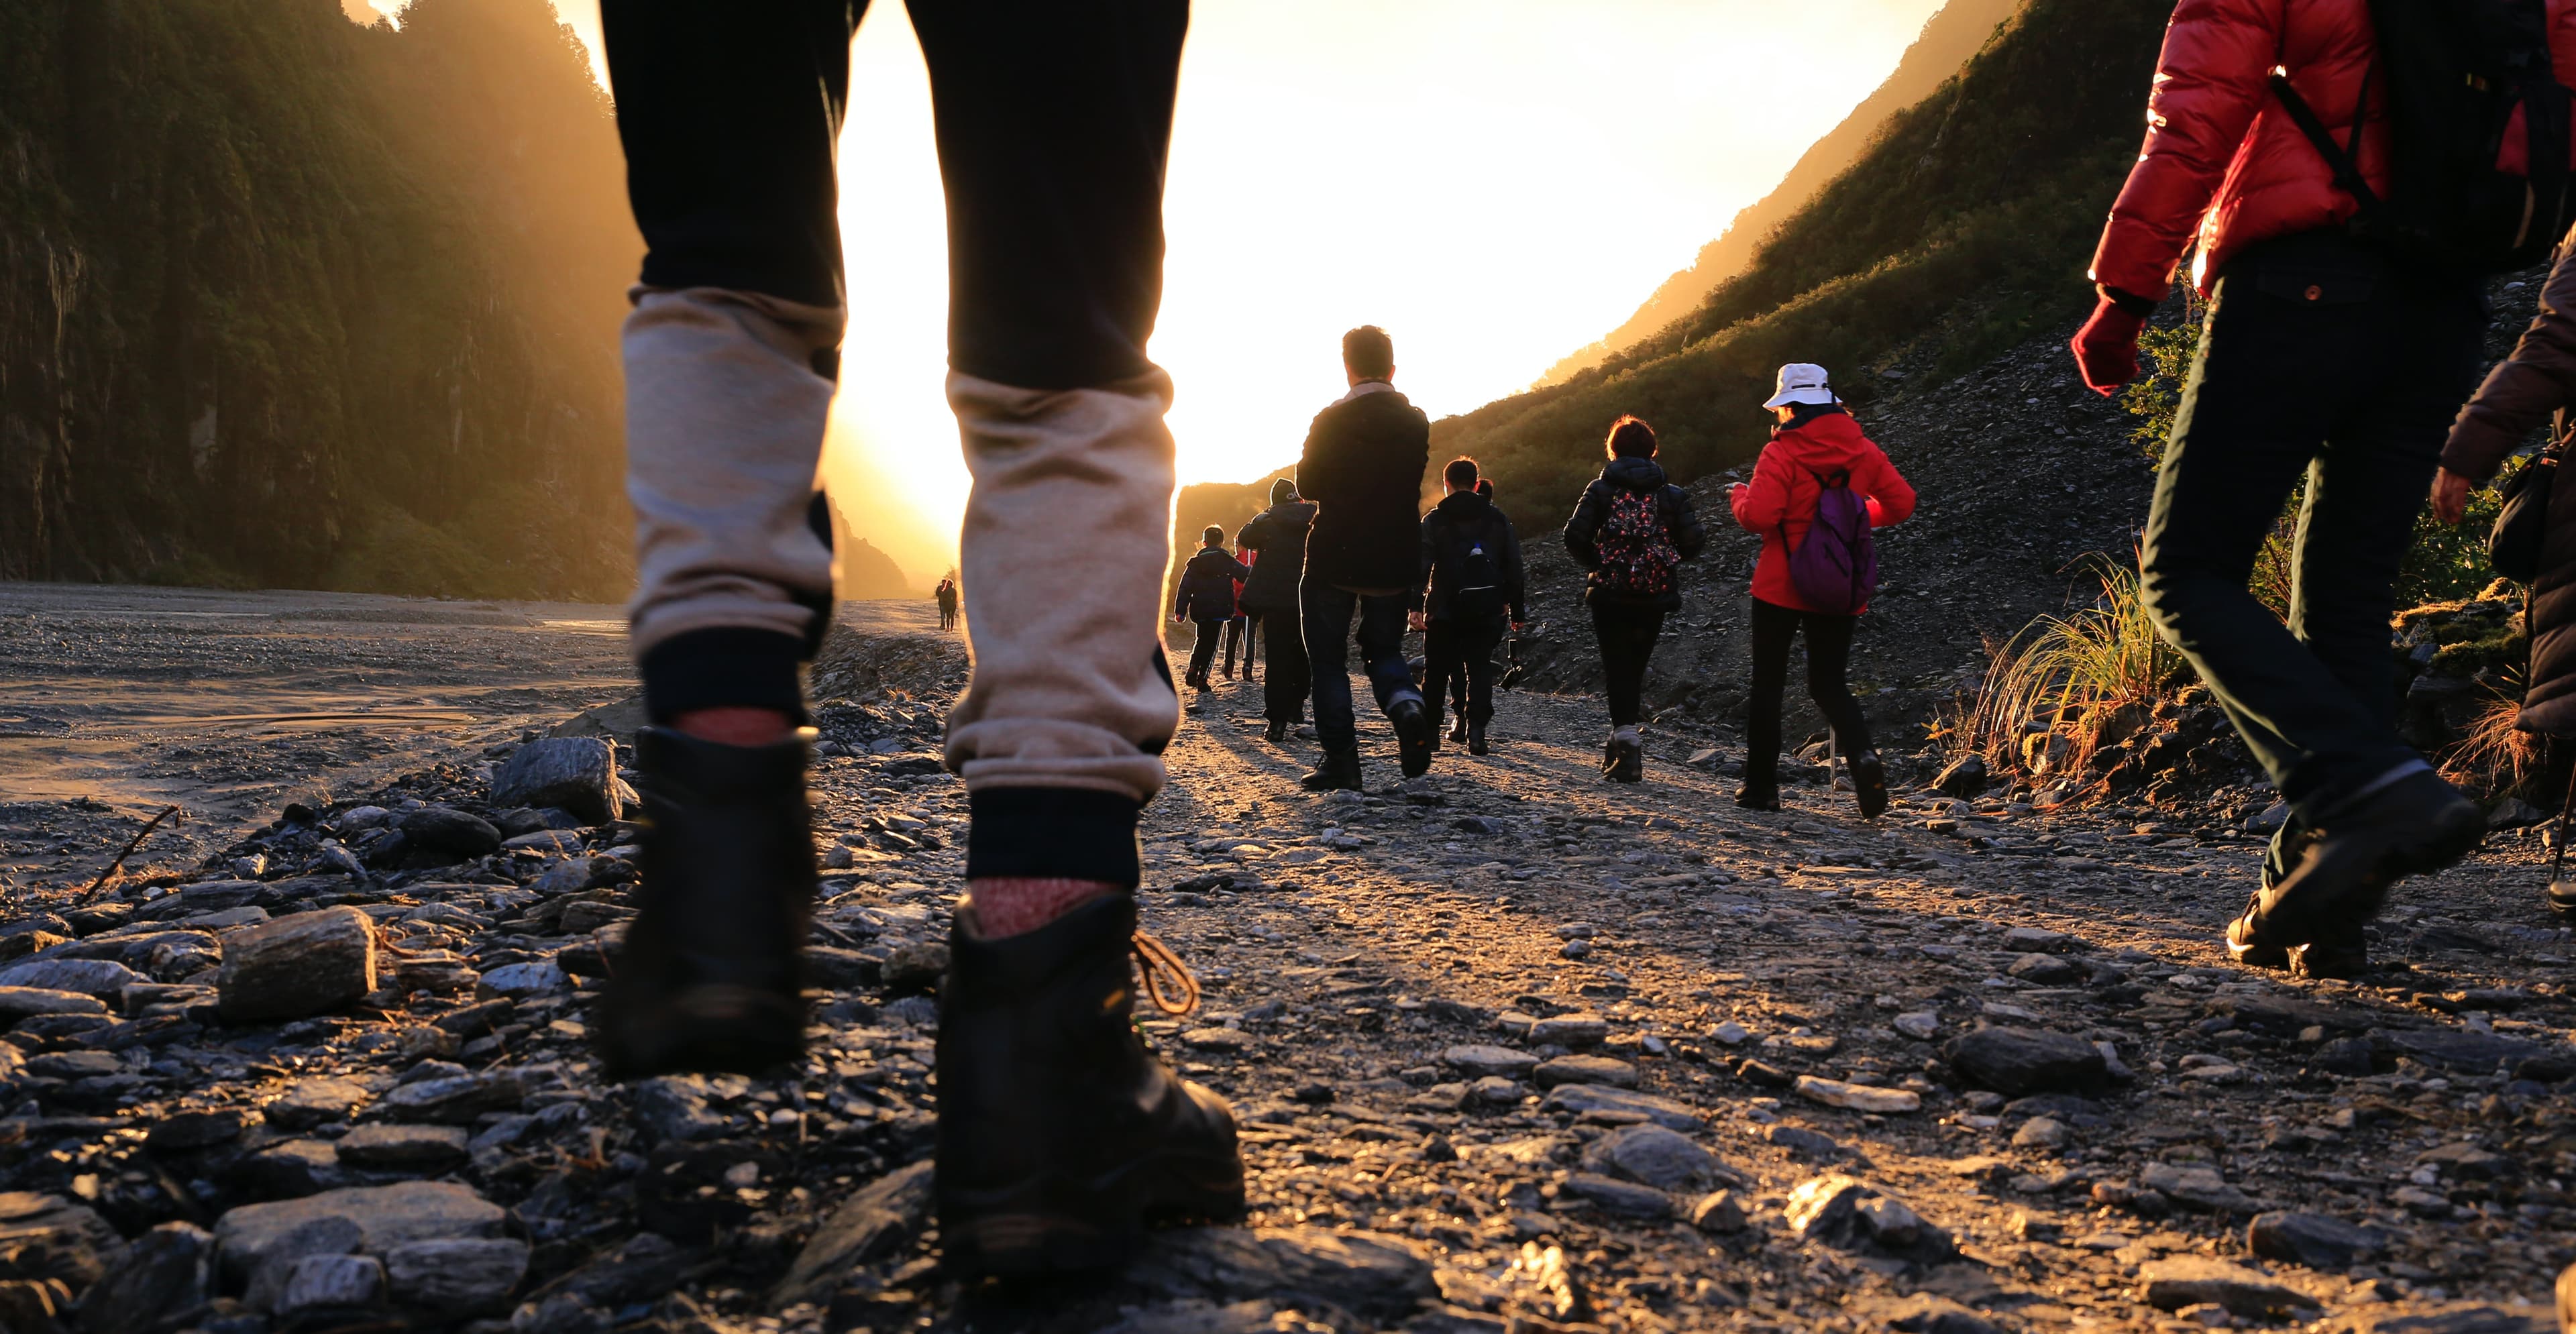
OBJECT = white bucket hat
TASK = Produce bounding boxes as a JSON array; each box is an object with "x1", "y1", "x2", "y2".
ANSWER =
[{"x1": 1762, "y1": 362, "x2": 1837, "y2": 409}]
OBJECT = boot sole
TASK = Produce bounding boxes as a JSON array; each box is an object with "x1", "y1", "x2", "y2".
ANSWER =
[
  {"x1": 1395, "y1": 708, "x2": 1434, "y2": 779},
  {"x1": 597, "y1": 984, "x2": 804, "y2": 1080},
  {"x1": 940, "y1": 1152, "x2": 1247, "y2": 1280},
  {"x1": 1851, "y1": 757, "x2": 1888, "y2": 820}
]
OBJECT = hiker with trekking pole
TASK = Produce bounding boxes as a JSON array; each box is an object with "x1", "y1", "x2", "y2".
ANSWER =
[
  {"x1": 1726, "y1": 363, "x2": 1914, "y2": 817},
  {"x1": 2071, "y1": 0, "x2": 2576, "y2": 977}
]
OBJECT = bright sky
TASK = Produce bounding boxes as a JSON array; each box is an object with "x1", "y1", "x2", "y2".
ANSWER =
[{"x1": 400, "y1": 0, "x2": 1949, "y2": 582}]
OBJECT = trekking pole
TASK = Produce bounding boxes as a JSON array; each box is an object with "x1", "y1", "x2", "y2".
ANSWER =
[{"x1": 2549, "y1": 761, "x2": 2576, "y2": 903}]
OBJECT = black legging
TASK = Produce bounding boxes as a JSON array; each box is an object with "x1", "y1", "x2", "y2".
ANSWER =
[
  {"x1": 1591, "y1": 605, "x2": 1664, "y2": 727},
  {"x1": 1745, "y1": 596, "x2": 1872, "y2": 792}
]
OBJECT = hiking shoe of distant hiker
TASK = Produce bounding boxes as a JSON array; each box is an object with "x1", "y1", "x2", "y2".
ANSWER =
[
  {"x1": 1449, "y1": 715, "x2": 1470, "y2": 744},
  {"x1": 1605, "y1": 734, "x2": 1644, "y2": 784},
  {"x1": 1299, "y1": 746, "x2": 1362, "y2": 792},
  {"x1": 1263, "y1": 719, "x2": 1289, "y2": 745},
  {"x1": 2241, "y1": 771, "x2": 2484, "y2": 955},
  {"x1": 936, "y1": 895, "x2": 1244, "y2": 1278},
  {"x1": 1393, "y1": 699, "x2": 1435, "y2": 779},
  {"x1": 1850, "y1": 750, "x2": 1889, "y2": 820},
  {"x1": 1735, "y1": 785, "x2": 1780, "y2": 812},
  {"x1": 597, "y1": 726, "x2": 814, "y2": 1080},
  {"x1": 1468, "y1": 722, "x2": 1490, "y2": 757}
]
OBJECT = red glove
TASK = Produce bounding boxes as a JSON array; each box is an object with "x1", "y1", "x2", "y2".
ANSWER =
[{"x1": 2070, "y1": 296, "x2": 2147, "y2": 396}]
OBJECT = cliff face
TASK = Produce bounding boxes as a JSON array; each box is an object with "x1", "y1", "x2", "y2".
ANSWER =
[{"x1": 0, "y1": 0, "x2": 641, "y2": 598}]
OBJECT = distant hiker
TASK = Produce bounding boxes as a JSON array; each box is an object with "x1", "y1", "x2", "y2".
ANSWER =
[
  {"x1": 1727, "y1": 364, "x2": 1915, "y2": 817},
  {"x1": 2070, "y1": 0, "x2": 2576, "y2": 978},
  {"x1": 1220, "y1": 551, "x2": 1254, "y2": 681},
  {"x1": 1173, "y1": 526, "x2": 1252, "y2": 691},
  {"x1": 1436, "y1": 478, "x2": 1510, "y2": 736},
  {"x1": 1564, "y1": 415, "x2": 1705, "y2": 782},
  {"x1": 934, "y1": 576, "x2": 959, "y2": 631},
  {"x1": 1295, "y1": 325, "x2": 1434, "y2": 789},
  {"x1": 2432, "y1": 228, "x2": 2576, "y2": 915},
  {"x1": 594, "y1": 0, "x2": 1240, "y2": 1278},
  {"x1": 1413, "y1": 457, "x2": 1526, "y2": 756},
  {"x1": 1236, "y1": 478, "x2": 1318, "y2": 743}
]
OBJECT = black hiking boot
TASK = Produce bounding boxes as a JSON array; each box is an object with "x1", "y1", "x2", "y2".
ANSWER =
[
  {"x1": 1605, "y1": 734, "x2": 1644, "y2": 784},
  {"x1": 1299, "y1": 746, "x2": 1362, "y2": 792},
  {"x1": 936, "y1": 895, "x2": 1244, "y2": 1278},
  {"x1": 1468, "y1": 722, "x2": 1489, "y2": 756},
  {"x1": 1393, "y1": 699, "x2": 1434, "y2": 779},
  {"x1": 1263, "y1": 718, "x2": 1288, "y2": 745},
  {"x1": 2236, "y1": 771, "x2": 2484, "y2": 957},
  {"x1": 2289, "y1": 920, "x2": 2370, "y2": 980},
  {"x1": 596, "y1": 726, "x2": 815, "y2": 1080},
  {"x1": 1735, "y1": 785, "x2": 1780, "y2": 812},
  {"x1": 2228, "y1": 819, "x2": 2318, "y2": 968},
  {"x1": 1849, "y1": 750, "x2": 1888, "y2": 820}
]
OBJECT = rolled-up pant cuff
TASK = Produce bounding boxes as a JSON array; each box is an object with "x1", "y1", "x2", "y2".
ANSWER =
[
  {"x1": 640, "y1": 626, "x2": 808, "y2": 723},
  {"x1": 965, "y1": 787, "x2": 1143, "y2": 888}
]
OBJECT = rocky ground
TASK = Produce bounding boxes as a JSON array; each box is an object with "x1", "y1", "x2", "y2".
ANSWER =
[{"x1": 3, "y1": 600, "x2": 2574, "y2": 1334}]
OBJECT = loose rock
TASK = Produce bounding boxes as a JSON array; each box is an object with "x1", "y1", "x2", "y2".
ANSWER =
[{"x1": 217, "y1": 906, "x2": 377, "y2": 1022}]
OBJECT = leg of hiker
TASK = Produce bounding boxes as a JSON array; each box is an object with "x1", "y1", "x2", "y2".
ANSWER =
[
  {"x1": 1461, "y1": 616, "x2": 1504, "y2": 753},
  {"x1": 1357, "y1": 593, "x2": 1433, "y2": 777},
  {"x1": 2139, "y1": 235, "x2": 2483, "y2": 961},
  {"x1": 893, "y1": 0, "x2": 1240, "y2": 1276},
  {"x1": 1301, "y1": 579, "x2": 1364, "y2": 788},
  {"x1": 594, "y1": 0, "x2": 860, "y2": 1081},
  {"x1": 1743, "y1": 597, "x2": 1796, "y2": 806},
  {"x1": 1799, "y1": 607, "x2": 1884, "y2": 816},
  {"x1": 1187, "y1": 615, "x2": 1225, "y2": 689},
  {"x1": 1592, "y1": 604, "x2": 1662, "y2": 781},
  {"x1": 1264, "y1": 604, "x2": 1310, "y2": 738},
  {"x1": 1421, "y1": 620, "x2": 1459, "y2": 745}
]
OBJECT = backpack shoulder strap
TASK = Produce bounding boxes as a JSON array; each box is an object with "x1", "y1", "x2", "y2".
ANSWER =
[{"x1": 2269, "y1": 66, "x2": 2381, "y2": 213}]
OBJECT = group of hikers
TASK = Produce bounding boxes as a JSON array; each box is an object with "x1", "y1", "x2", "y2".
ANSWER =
[{"x1": 585, "y1": 0, "x2": 2576, "y2": 1295}]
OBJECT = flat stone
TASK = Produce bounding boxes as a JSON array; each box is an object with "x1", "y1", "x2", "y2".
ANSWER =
[
  {"x1": 1126, "y1": 1227, "x2": 1436, "y2": 1324},
  {"x1": 266, "y1": 1077, "x2": 372, "y2": 1130},
  {"x1": 1873, "y1": 1293, "x2": 2004, "y2": 1334},
  {"x1": 1785, "y1": 1174, "x2": 1947, "y2": 1256},
  {"x1": 2382, "y1": 1027, "x2": 2546, "y2": 1074},
  {"x1": 0, "y1": 958, "x2": 145, "y2": 997},
  {"x1": 1796, "y1": 1075, "x2": 1921, "y2": 1113},
  {"x1": 1892, "y1": 1012, "x2": 1940, "y2": 1040},
  {"x1": 334, "y1": 1123, "x2": 470, "y2": 1173},
  {"x1": 1180, "y1": 1027, "x2": 1253, "y2": 1052},
  {"x1": 1532, "y1": 1054, "x2": 1635, "y2": 1089},
  {"x1": 398, "y1": 806, "x2": 502, "y2": 856},
  {"x1": 1442, "y1": 1044, "x2": 1538, "y2": 1078},
  {"x1": 1767, "y1": 1124, "x2": 1845, "y2": 1159},
  {"x1": 383, "y1": 1237, "x2": 531, "y2": 1317},
  {"x1": 2135, "y1": 1256, "x2": 2318, "y2": 1318},
  {"x1": 2011, "y1": 1117, "x2": 2069, "y2": 1149},
  {"x1": 1527, "y1": 1013, "x2": 1608, "y2": 1047},
  {"x1": 2322, "y1": 1305, "x2": 2554, "y2": 1333},
  {"x1": 1585, "y1": 1124, "x2": 1731, "y2": 1192},
  {"x1": 491, "y1": 738, "x2": 621, "y2": 826},
  {"x1": 276, "y1": 1253, "x2": 383, "y2": 1313},
  {"x1": 2000, "y1": 927, "x2": 2073, "y2": 952},
  {"x1": 2247, "y1": 1211, "x2": 2386, "y2": 1270},
  {"x1": 2005, "y1": 953, "x2": 2084, "y2": 985},
  {"x1": 2139, "y1": 1162, "x2": 2257, "y2": 1213},
  {"x1": 71, "y1": 1221, "x2": 211, "y2": 1334},
  {"x1": 1943, "y1": 1025, "x2": 2106, "y2": 1097},
  {"x1": 236, "y1": 1140, "x2": 352, "y2": 1199},
  {"x1": 146, "y1": 1109, "x2": 248, "y2": 1154},
  {"x1": 476, "y1": 960, "x2": 568, "y2": 997},
  {"x1": 1538, "y1": 1083, "x2": 1700, "y2": 1130},
  {"x1": 1465, "y1": 1075, "x2": 1521, "y2": 1106},
  {"x1": 217, "y1": 907, "x2": 376, "y2": 1022},
  {"x1": 0, "y1": 987, "x2": 108, "y2": 1023},
  {"x1": 382, "y1": 1070, "x2": 522, "y2": 1124},
  {"x1": 214, "y1": 1181, "x2": 506, "y2": 1284},
  {"x1": 773, "y1": 1160, "x2": 934, "y2": 1307},
  {"x1": 0, "y1": 1192, "x2": 128, "y2": 1288},
  {"x1": 1562, "y1": 1172, "x2": 1671, "y2": 1217}
]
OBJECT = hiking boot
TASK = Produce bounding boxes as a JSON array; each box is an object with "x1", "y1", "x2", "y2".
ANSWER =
[
  {"x1": 1393, "y1": 699, "x2": 1434, "y2": 779},
  {"x1": 2289, "y1": 920, "x2": 2369, "y2": 980},
  {"x1": 1449, "y1": 716, "x2": 1470, "y2": 744},
  {"x1": 2224, "y1": 893, "x2": 2288, "y2": 970},
  {"x1": 596, "y1": 726, "x2": 815, "y2": 1080},
  {"x1": 1735, "y1": 785, "x2": 1780, "y2": 812},
  {"x1": 1605, "y1": 734, "x2": 1644, "y2": 784},
  {"x1": 1849, "y1": 750, "x2": 1889, "y2": 820},
  {"x1": 1299, "y1": 746, "x2": 1362, "y2": 792},
  {"x1": 2238, "y1": 771, "x2": 2484, "y2": 956},
  {"x1": 1263, "y1": 718, "x2": 1288, "y2": 745},
  {"x1": 936, "y1": 895, "x2": 1244, "y2": 1278},
  {"x1": 1467, "y1": 722, "x2": 1489, "y2": 756}
]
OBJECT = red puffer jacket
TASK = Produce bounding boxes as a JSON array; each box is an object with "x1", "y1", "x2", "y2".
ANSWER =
[
  {"x1": 2090, "y1": 0, "x2": 2576, "y2": 301},
  {"x1": 1729, "y1": 410, "x2": 1915, "y2": 615}
]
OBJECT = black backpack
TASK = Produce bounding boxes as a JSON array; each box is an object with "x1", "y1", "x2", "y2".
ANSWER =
[
  {"x1": 2271, "y1": 0, "x2": 2576, "y2": 272},
  {"x1": 1452, "y1": 516, "x2": 1509, "y2": 621}
]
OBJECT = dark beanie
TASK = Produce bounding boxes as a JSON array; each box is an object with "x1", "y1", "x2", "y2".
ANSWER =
[{"x1": 1271, "y1": 478, "x2": 1298, "y2": 505}]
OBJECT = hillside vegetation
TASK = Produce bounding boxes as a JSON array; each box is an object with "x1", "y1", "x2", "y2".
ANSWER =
[
  {"x1": 0, "y1": 0, "x2": 639, "y2": 599},
  {"x1": 1536, "y1": 0, "x2": 2023, "y2": 386},
  {"x1": 1435, "y1": 0, "x2": 2170, "y2": 507}
]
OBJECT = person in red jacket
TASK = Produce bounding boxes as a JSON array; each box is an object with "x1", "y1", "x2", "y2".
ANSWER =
[
  {"x1": 2065, "y1": 0, "x2": 2576, "y2": 977},
  {"x1": 1727, "y1": 364, "x2": 1915, "y2": 818}
]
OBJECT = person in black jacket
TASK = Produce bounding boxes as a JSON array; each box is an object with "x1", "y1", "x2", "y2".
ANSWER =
[
  {"x1": 1564, "y1": 416, "x2": 1706, "y2": 782},
  {"x1": 1295, "y1": 325, "x2": 1434, "y2": 790},
  {"x1": 1236, "y1": 478, "x2": 1318, "y2": 743},
  {"x1": 1173, "y1": 526, "x2": 1252, "y2": 691},
  {"x1": 1413, "y1": 458, "x2": 1525, "y2": 756}
]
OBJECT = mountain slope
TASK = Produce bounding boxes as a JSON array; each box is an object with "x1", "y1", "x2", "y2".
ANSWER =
[
  {"x1": 1437, "y1": 0, "x2": 2171, "y2": 509},
  {"x1": 1536, "y1": 0, "x2": 2024, "y2": 387},
  {"x1": 0, "y1": 0, "x2": 639, "y2": 598}
]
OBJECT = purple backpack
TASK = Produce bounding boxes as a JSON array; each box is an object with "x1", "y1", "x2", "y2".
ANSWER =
[{"x1": 1784, "y1": 467, "x2": 1878, "y2": 614}]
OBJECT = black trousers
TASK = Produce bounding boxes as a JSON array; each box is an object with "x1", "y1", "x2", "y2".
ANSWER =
[
  {"x1": 1257, "y1": 606, "x2": 1309, "y2": 723},
  {"x1": 1745, "y1": 596, "x2": 1872, "y2": 793},
  {"x1": 2137, "y1": 232, "x2": 2483, "y2": 822},
  {"x1": 1303, "y1": 582, "x2": 1417, "y2": 751},
  {"x1": 1220, "y1": 615, "x2": 1251, "y2": 677},
  {"x1": 601, "y1": 0, "x2": 1186, "y2": 392},
  {"x1": 1591, "y1": 604, "x2": 1665, "y2": 728},
  {"x1": 1185, "y1": 616, "x2": 1228, "y2": 684},
  {"x1": 1426, "y1": 618, "x2": 1505, "y2": 734}
]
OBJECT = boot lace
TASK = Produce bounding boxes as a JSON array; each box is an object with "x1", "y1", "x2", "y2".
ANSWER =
[{"x1": 1130, "y1": 931, "x2": 1201, "y2": 1016}]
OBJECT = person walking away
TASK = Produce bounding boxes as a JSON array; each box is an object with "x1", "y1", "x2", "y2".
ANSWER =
[
  {"x1": 591, "y1": 0, "x2": 1240, "y2": 1279},
  {"x1": 2070, "y1": 0, "x2": 2576, "y2": 976},
  {"x1": 1174, "y1": 526, "x2": 1252, "y2": 691},
  {"x1": 1220, "y1": 549, "x2": 1254, "y2": 680},
  {"x1": 934, "y1": 575, "x2": 959, "y2": 631},
  {"x1": 1237, "y1": 478, "x2": 1317, "y2": 743},
  {"x1": 2432, "y1": 221, "x2": 2576, "y2": 917},
  {"x1": 1297, "y1": 325, "x2": 1434, "y2": 789},
  {"x1": 1436, "y1": 478, "x2": 1510, "y2": 739},
  {"x1": 1414, "y1": 457, "x2": 1525, "y2": 756},
  {"x1": 1727, "y1": 364, "x2": 1915, "y2": 816},
  {"x1": 1564, "y1": 416, "x2": 1705, "y2": 782}
]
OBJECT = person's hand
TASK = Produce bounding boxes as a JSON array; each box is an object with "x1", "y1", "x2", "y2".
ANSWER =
[
  {"x1": 1511, "y1": 620, "x2": 1527, "y2": 634},
  {"x1": 1407, "y1": 610, "x2": 1428, "y2": 631},
  {"x1": 2070, "y1": 296, "x2": 2149, "y2": 396},
  {"x1": 2430, "y1": 467, "x2": 2475, "y2": 525}
]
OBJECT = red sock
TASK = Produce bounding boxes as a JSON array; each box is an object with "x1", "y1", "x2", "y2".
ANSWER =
[{"x1": 967, "y1": 877, "x2": 1119, "y2": 939}]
